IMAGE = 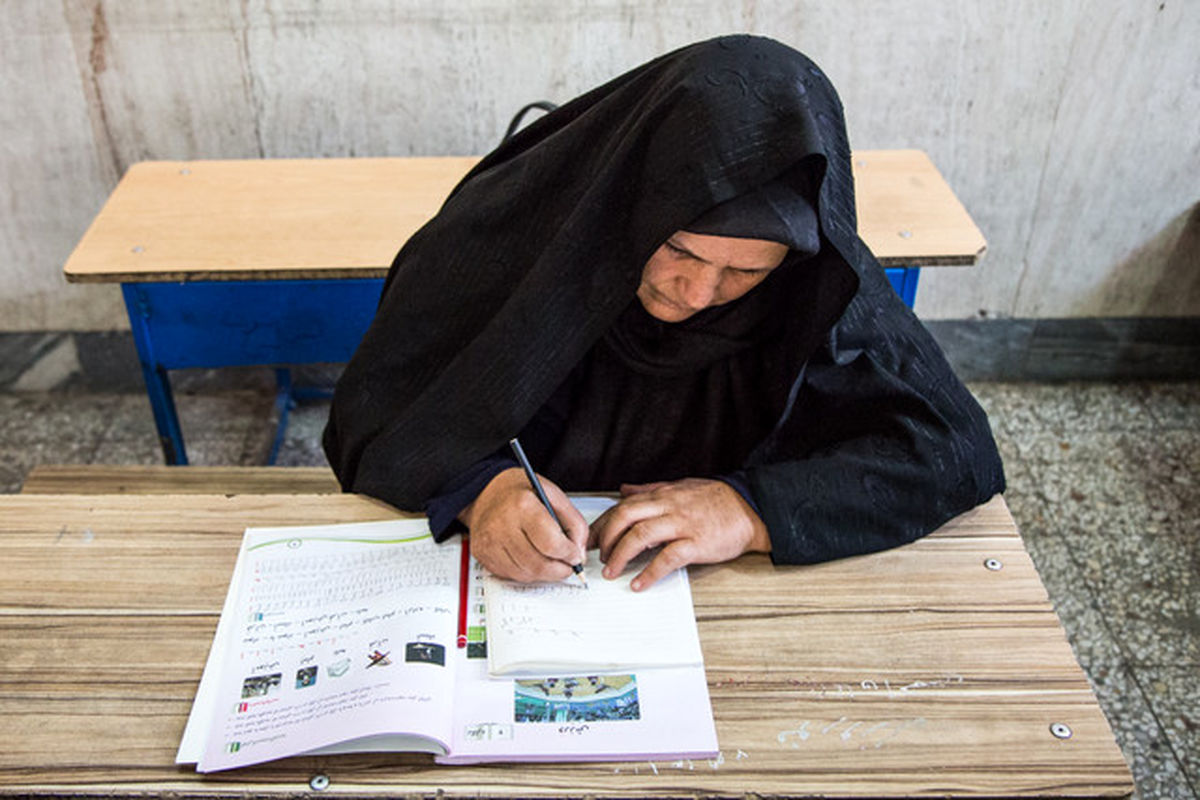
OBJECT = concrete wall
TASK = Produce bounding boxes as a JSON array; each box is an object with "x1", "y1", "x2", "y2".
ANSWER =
[{"x1": 2, "y1": 0, "x2": 1197, "y2": 330}]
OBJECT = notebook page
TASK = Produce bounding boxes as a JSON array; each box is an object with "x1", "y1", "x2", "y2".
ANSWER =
[{"x1": 484, "y1": 496, "x2": 704, "y2": 676}]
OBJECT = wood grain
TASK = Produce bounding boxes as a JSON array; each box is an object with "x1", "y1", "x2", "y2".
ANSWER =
[
  {"x1": 851, "y1": 150, "x2": 988, "y2": 264},
  {"x1": 20, "y1": 464, "x2": 340, "y2": 495},
  {"x1": 0, "y1": 492, "x2": 1130, "y2": 798},
  {"x1": 61, "y1": 150, "x2": 987, "y2": 283}
]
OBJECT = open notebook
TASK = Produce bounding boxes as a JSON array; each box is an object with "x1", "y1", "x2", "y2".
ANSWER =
[{"x1": 484, "y1": 496, "x2": 704, "y2": 676}]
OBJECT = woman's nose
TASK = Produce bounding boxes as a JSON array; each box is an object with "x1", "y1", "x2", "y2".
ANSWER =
[{"x1": 679, "y1": 268, "x2": 721, "y2": 310}]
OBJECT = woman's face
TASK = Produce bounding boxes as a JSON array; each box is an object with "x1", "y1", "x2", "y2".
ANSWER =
[{"x1": 637, "y1": 231, "x2": 790, "y2": 322}]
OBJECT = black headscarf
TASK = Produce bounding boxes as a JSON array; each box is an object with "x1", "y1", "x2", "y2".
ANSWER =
[
  {"x1": 533, "y1": 170, "x2": 823, "y2": 489},
  {"x1": 684, "y1": 174, "x2": 820, "y2": 250},
  {"x1": 325, "y1": 35, "x2": 1004, "y2": 564}
]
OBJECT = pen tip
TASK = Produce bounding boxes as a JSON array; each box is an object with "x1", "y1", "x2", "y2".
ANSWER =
[{"x1": 576, "y1": 570, "x2": 588, "y2": 589}]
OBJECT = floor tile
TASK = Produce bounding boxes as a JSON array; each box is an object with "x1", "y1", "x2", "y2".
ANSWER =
[
  {"x1": 0, "y1": 440, "x2": 101, "y2": 493},
  {"x1": 98, "y1": 393, "x2": 160, "y2": 441},
  {"x1": 1071, "y1": 526, "x2": 1199, "y2": 666},
  {"x1": 1087, "y1": 653, "x2": 1195, "y2": 800},
  {"x1": 279, "y1": 400, "x2": 331, "y2": 446},
  {"x1": 0, "y1": 392, "x2": 122, "y2": 447},
  {"x1": 1136, "y1": 665, "x2": 1200, "y2": 793},
  {"x1": 175, "y1": 390, "x2": 274, "y2": 440},
  {"x1": 182, "y1": 436, "x2": 260, "y2": 467},
  {"x1": 1065, "y1": 382, "x2": 1158, "y2": 434},
  {"x1": 1017, "y1": 432, "x2": 1185, "y2": 536},
  {"x1": 1142, "y1": 382, "x2": 1200, "y2": 430},
  {"x1": 1008, "y1": 430, "x2": 1197, "y2": 668},
  {"x1": 91, "y1": 437, "x2": 168, "y2": 466},
  {"x1": 274, "y1": 436, "x2": 330, "y2": 468},
  {"x1": 966, "y1": 382, "x2": 1078, "y2": 439}
]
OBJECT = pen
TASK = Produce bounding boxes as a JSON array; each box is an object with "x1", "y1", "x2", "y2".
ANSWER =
[
  {"x1": 456, "y1": 535, "x2": 470, "y2": 648},
  {"x1": 508, "y1": 437, "x2": 588, "y2": 588}
]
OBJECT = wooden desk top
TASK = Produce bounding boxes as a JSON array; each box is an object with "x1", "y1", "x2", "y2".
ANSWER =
[
  {"x1": 63, "y1": 150, "x2": 987, "y2": 283},
  {"x1": 0, "y1": 491, "x2": 1129, "y2": 798}
]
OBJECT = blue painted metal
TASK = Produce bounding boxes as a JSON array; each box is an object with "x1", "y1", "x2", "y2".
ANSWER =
[
  {"x1": 121, "y1": 279, "x2": 383, "y2": 464},
  {"x1": 268, "y1": 367, "x2": 295, "y2": 465},
  {"x1": 122, "y1": 271, "x2": 919, "y2": 466},
  {"x1": 122, "y1": 279, "x2": 384, "y2": 369},
  {"x1": 122, "y1": 283, "x2": 190, "y2": 464},
  {"x1": 885, "y1": 267, "x2": 921, "y2": 308}
]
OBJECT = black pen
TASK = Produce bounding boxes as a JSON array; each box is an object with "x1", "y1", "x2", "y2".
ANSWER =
[{"x1": 508, "y1": 437, "x2": 588, "y2": 588}]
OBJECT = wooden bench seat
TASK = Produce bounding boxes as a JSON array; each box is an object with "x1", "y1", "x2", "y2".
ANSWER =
[{"x1": 19, "y1": 464, "x2": 340, "y2": 495}]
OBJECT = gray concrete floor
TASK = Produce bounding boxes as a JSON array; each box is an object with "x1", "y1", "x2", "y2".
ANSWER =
[{"x1": 0, "y1": 379, "x2": 1196, "y2": 798}]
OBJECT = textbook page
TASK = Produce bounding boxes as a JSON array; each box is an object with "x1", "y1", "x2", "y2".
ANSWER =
[
  {"x1": 180, "y1": 519, "x2": 462, "y2": 772},
  {"x1": 446, "y1": 649, "x2": 717, "y2": 763},
  {"x1": 443, "y1": 549, "x2": 718, "y2": 763},
  {"x1": 484, "y1": 497, "x2": 705, "y2": 676}
]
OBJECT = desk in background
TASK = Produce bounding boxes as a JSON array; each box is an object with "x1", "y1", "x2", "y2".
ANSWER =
[
  {"x1": 63, "y1": 151, "x2": 987, "y2": 465},
  {"x1": 0, "y1": 489, "x2": 1129, "y2": 797}
]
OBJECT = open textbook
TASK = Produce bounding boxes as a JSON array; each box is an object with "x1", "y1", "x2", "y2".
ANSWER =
[{"x1": 177, "y1": 497, "x2": 716, "y2": 772}]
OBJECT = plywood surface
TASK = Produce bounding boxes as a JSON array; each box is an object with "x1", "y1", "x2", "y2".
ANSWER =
[
  {"x1": 62, "y1": 151, "x2": 986, "y2": 283},
  {"x1": 20, "y1": 464, "x2": 340, "y2": 494},
  {"x1": 0, "y1": 493, "x2": 1129, "y2": 798}
]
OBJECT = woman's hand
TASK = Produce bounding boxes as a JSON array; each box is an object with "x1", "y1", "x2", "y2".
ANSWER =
[
  {"x1": 589, "y1": 478, "x2": 771, "y2": 591},
  {"x1": 459, "y1": 467, "x2": 588, "y2": 583}
]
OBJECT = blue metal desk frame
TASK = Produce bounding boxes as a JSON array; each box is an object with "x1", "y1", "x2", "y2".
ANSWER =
[{"x1": 124, "y1": 268, "x2": 920, "y2": 465}]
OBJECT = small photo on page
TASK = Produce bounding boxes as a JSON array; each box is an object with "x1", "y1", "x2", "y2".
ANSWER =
[
  {"x1": 405, "y1": 641, "x2": 446, "y2": 666},
  {"x1": 240, "y1": 672, "x2": 282, "y2": 699},
  {"x1": 513, "y1": 675, "x2": 641, "y2": 723},
  {"x1": 295, "y1": 666, "x2": 318, "y2": 689}
]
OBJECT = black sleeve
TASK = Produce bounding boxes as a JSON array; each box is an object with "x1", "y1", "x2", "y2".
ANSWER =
[
  {"x1": 425, "y1": 453, "x2": 517, "y2": 541},
  {"x1": 745, "y1": 276, "x2": 1006, "y2": 564},
  {"x1": 423, "y1": 371, "x2": 576, "y2": 539}
]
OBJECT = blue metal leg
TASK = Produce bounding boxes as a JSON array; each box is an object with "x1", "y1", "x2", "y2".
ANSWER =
[
  {"x1": 122, "y1": 284, "x2": 189, "y2": 465},
  {"x1": 142, "y1": 363, "x2": 188, "y2": 465},
  {"x1": 268, "y1": 368, "x2": 295, "y2": 465}
]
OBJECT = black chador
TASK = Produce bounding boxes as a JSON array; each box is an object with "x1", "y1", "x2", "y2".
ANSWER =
[{"x1": 324, "y1": 35, "x2": 1005, "y2": 564}]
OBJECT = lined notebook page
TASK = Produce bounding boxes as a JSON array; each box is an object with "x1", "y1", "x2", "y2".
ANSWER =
[{"x1": 483, "y1": 496, "x2": 704, "y2": 676}]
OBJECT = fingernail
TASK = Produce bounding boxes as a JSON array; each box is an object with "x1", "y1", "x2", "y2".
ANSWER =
[{"x1": 630, "y1": 579, "x2": 642, "y2": 591}]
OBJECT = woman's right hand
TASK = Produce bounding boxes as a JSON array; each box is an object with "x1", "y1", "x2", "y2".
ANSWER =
[{"x1": 458, "y1": 467, "x2": 588, "y2": 582}]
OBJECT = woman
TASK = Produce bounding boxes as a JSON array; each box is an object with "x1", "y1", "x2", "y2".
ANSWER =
[{"x1": 323, "y1": 35, "x2": 1005, "y2": 590}]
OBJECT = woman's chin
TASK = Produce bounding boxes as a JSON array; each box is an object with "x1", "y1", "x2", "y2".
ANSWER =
[{"x1": 637, "y1": 291, "x2": 697, "y2": 323}]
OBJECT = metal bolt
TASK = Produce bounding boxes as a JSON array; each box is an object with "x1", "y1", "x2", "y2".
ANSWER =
[
  {"x1": 898, "y1": 229, "x2": 913, "y2": 239},
  {"x1": 984, "y1": 558, "x2": 1003, "y2": 571},
  {"x1": 309, "y1": 773, "x2": 330, "y2": 791},
  {"x1": 131, "y1": 245, "x2": 145, "y2": 254},
  {"x1": 1050, "y1": 722, "x2": 1072, "y2": 740}
]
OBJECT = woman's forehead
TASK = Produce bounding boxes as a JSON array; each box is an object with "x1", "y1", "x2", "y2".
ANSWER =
[{"x1": 671, "y1": 230, "x2": 790, "y2": 266}]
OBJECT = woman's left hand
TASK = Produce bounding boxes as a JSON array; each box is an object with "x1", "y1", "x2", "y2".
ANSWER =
[{"x1": 589, "y1": 478, "x2": 772, "y2": 591}]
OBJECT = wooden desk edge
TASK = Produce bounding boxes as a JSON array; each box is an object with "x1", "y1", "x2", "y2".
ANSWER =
[
  {"x1": 61, "y1": 151, "x2": 988, "y2": 283},
  {"x1": 62, "y1": 265, "x2": 391, "y2": 284},
  {"x1": 62, "y1": 253, "x2": 984, "y2": 284}
]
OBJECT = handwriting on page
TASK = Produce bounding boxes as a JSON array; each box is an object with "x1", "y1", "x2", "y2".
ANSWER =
[
  {"x1": 237, "y1": 536, "x2": 458, "y2": 655},
  {"x1": 487, "y1": 552, "x2": 700, "y2": 668},
  {"x1": 249, "y1": 543, "x2": 453, "y2": 614},
  {"x1": 492, "y1": 581, "x2": 589, "y2": 638}
]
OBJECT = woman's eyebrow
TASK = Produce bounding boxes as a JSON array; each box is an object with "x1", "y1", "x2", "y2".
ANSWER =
[
  {"x1": 668, "y1": 238, "x2": 778, "y2": 271},
  {"x1": 666, "y1": 239, "x2": 712, "y2": 264}
]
